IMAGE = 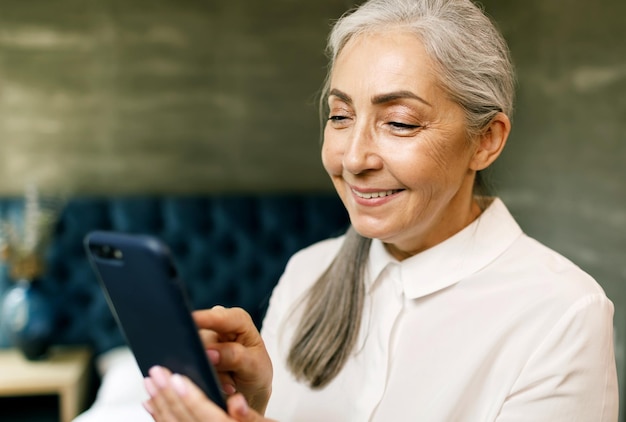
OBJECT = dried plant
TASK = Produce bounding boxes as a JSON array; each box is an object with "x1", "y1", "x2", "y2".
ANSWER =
[{"x1": 0, "y1": 185, "x2": 64, "y2": 282}]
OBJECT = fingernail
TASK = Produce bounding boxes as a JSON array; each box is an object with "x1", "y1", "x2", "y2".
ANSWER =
[
  {"x1": 223, "y1": 383, "x2": 236, "y2": 395},
  {"x1": 149, "y1": 366, "x2": 168, "y2": 389},
  {"x1": 142, "y1": 401, "x2": 154, "y2": 414},
  {"x1": 206, "y1": 349, "x2": 220, "y2": 364},
  {"x1": 171, "y1": 374, "x2": 188, "y2": 396},
  {"x1": 144, "y1": 377, "x2": 158, "y2": 398},
  {"x1": 234, "y1": 394, "x2": 249, "y2": 416}
]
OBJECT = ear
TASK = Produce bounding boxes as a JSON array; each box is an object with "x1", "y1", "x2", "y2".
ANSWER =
[{"x1": 470, "y1": 112, "x2": 511, "y2": 171}]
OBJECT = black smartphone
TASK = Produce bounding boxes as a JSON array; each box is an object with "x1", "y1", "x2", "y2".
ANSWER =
[{"x1": 84, "y1": 230, "x2": 227, "y2": 410}]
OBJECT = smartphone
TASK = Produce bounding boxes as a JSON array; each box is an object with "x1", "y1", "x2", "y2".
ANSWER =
[{"x1": 84, "y1": 230, "x2": 227, "y2": 410}]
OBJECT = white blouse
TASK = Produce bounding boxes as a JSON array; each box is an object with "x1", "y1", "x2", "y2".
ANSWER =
[{"x1": 262, "y1": 198, "x2": 618, "y2": 421}]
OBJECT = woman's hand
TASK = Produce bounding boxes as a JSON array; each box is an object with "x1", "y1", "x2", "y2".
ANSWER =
[
  {"x1": 144, "y1": 366, "x2": 276, "y2": 422},
  {"x1": 193, "y1": 306, "x2": 273, "y2": 414}
]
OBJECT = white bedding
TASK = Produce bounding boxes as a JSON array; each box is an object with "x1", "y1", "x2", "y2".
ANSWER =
[{"x1": 73, "y1": 346, "x2": 152, "y2": 422}]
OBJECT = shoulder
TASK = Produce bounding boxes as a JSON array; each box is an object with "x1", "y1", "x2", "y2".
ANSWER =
[
  {"x1": 276, "y1": 235, "x2": 345, "y2": 299},
  {"x1": 506, "y1": 234, "x2": 606, "y2": 299},
  {"x1": 479, "y1": 231, "x2": 614, "y2": 335},
  {"x1": 262, "y1": 235, "x2": 345, "y2": 318},
  {"x1": 261, "y1": 235, "x2": 345, "y2": 343},
  {"x1": 466, "y1": 198, "x2": 612, "y2": 324}
]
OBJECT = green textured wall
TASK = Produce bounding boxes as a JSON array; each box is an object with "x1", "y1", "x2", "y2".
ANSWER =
[{"x1": 0, "y1": 0, "x2": 350, "y2": 195}]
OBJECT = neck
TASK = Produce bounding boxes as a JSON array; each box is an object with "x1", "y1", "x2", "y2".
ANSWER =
[{"x1": 384, "y1": 197, "x2": 484, "y2": 261}]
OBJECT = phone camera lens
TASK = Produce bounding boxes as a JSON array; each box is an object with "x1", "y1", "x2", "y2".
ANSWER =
[
  {"x1": 100, "y1": 245, "x2": 111, "y2": 257},
  {"x1": 93, "y1": 244, "x2": 123, "y2": 260}
]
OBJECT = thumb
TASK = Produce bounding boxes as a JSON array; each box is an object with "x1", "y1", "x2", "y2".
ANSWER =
[{"x1": 227, "y1": 394, "x2": 274, "y2": 422}]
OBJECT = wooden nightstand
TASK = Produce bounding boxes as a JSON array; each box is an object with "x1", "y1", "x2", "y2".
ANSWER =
[{"x1": 0, "y1": 346, "x2": 92, "y2": 422}]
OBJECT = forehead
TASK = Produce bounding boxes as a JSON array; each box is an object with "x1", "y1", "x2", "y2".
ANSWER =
[{"x1": 330, "y1": 30, "x2": 440, "y2": 99}]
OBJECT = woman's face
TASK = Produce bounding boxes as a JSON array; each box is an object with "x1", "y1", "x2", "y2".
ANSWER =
[{"x1": 322, "y1": 30, "x2": 482, "y2": 259}]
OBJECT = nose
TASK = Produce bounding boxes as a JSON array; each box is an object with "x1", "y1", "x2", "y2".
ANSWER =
[{"x1": 342, "y1": 123, "x2": 383, "y2": 175}]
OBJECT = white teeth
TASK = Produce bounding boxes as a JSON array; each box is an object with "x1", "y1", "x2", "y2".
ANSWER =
[{"x1": 353, "y1": 189, "x2": 398, "y2": 199}]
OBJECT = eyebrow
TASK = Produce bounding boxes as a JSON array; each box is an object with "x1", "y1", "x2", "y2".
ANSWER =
[
  {"x1": 328, "y1": 88, "x2": 432, "y2": 107},
  {"x1": 372, "y1": 90, "x2": 432, "y2": 107}
]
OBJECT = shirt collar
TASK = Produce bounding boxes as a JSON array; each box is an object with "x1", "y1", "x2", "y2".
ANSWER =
[{"x1": 365, "y1": 198, "x2": 523, "y2": 299}]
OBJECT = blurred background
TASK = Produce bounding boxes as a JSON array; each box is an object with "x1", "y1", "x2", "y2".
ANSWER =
[{"x1": 0, "y1": 0, "x2": 624, "y2": 417}]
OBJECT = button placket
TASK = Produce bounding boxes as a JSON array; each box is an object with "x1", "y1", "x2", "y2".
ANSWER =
[{"x1": 355, "y1": 263, "x2": 406, "y2": 421}]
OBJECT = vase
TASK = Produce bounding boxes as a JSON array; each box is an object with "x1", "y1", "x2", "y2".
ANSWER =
[{"x1": 0, "y1": 279, "x2": 55, "y2": 360}]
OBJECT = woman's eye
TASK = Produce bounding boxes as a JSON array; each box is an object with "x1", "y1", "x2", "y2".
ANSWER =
[
  {"x1": 327, "y1": 115, "x2": 351, "y2": 128},
  {"x1": 388, "y1": 121, "x2": 420, "y2": 130}
]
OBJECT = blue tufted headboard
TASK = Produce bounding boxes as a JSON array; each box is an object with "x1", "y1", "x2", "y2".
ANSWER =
[{"x1": 0, "y1": 194, "x2": 350, "y2": 356}]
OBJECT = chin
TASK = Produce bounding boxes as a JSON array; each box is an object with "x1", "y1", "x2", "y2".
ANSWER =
[{"x1": 349, "y1": 217, "x2": 394, "y2": 242}]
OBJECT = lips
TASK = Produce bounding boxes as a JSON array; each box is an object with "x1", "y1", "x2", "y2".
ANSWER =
[{"x1": 351, "y1": 188, "x2": 402, "y2": 199}]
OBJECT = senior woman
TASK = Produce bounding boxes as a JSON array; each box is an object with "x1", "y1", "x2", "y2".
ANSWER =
[{"x1": 143, "y1": 0, "x2": 619, "y2": 420}]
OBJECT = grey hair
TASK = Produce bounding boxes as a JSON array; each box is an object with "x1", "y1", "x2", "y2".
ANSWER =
[
  {"x1": 290, "y1": 0, "x2": 515, "y2": 389},
  {"x1": 320, "y1": 0, "x2": 515, "y2": 138}
]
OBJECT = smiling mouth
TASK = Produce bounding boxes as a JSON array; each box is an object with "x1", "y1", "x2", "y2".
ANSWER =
[{"x1": 352, "y1": 189, "x2": 403, "y2": 199}]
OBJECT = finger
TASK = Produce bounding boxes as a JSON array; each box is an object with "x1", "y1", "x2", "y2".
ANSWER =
[
  {"x1": 209, "y1": 341, "x2": 264, "y2": 375},
  {"x1": 194, "y1": 307, "x2": 269, "y2": 384},
  {"x1": 227, "y1": 394, "x2": 275, "y2": 422},
  {"x1": 143, "y1": 379, "x2": 159, "y2": 419},
  {"x1": 207, "y1": 343, "x2": 270, "y2": 412},
  {"x1": 217, "y1": 371, "x2": 237, "y2": 396},
  {"x1": 142, "y1": 400, "x2": 156, "y2": 419},
  {"x1": 147, "y1": 367, "x2": 234, "y2": 421},
  {"x1": 172, "y1": 372, "x2": 236, "y2": 422},
  {"x1": 198, "y1": 328, "x2": 220, "y2": 346},
  {"x1": 227, "y1": 394, "x2": 253, "y2": 421},
  {"x1": 145, "y1": 378, "x2": 175, "y2": 421},
  {"x1": 193, "y1": 306, "x2": 259, "y2": 344},
  {"x1": 147, "y1": 366, "x2": 194, "y2": 421},
  {"x1": 203, "y1": 342, "x2": 237, "y2": 395}
]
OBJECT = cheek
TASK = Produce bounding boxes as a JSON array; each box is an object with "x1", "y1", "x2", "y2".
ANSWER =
[
  {"x1": 418, "y1": 133, "x2": 474, "y2": 178},
  {"x1": 321, "y1": 133, "x2": 343, "y2": 176}
]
